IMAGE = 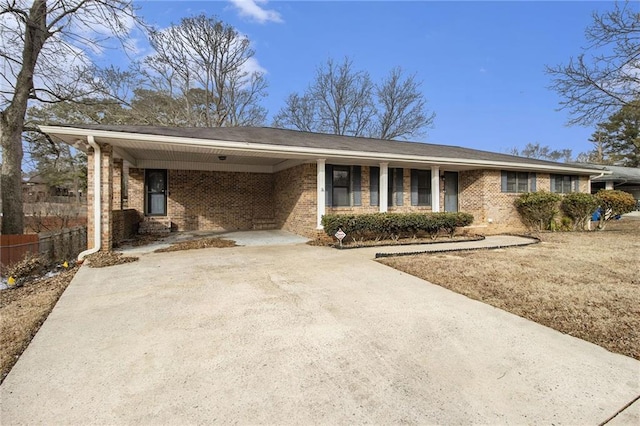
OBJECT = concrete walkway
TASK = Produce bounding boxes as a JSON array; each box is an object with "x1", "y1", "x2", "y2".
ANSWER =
[
  {"x1": 1, "y1": 243, "x2": 638, "y2": 424},
  {"x1": 351, "y1": 234, "x2": 538, "y2": 258}
]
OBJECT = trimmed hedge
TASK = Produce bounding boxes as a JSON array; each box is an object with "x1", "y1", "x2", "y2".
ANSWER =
[
  {"x1": 514, "y1": 191, "x2": 562, "y2": 231},
  {"x1": 595, "y1": 189, "x2": 636, "y2": 230},
  {"x1": 321, "y1": 212, "x2": 474, "y2": 240},
  {"x1": 560, "y1": 192, "x2": 598, "y2": 230}
]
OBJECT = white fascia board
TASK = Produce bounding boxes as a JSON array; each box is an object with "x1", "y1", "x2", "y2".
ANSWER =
[{"x1": 39, "y1": 125, "x2": 598, "y2": 175}]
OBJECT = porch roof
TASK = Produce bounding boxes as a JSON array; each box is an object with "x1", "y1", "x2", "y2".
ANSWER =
[
  {"x1": 582, "y1": 164, "x2": 640, "y2": 183},
  {"x1": 40, "y1": 125, "x2": 600, "y2": 175}
]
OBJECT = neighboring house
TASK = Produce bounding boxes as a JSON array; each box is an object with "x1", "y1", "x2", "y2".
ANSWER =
[
  {"x1": 39, "y1": 125, "x2": 601, "y2": 251},
  {"x1": 23, "y1": 174, "x2": 84, "y2": 203},
  {"x1": 588, "y1": 164, "x2": 640, "y2": 206},
  {"x1": 23, "y1": 174, "x2": 51, "y2": 202}
]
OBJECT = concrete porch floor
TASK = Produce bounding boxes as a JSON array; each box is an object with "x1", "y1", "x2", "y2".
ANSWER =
[{"x1": 118, "y1": 229, "x2": 311, "y2": 254}]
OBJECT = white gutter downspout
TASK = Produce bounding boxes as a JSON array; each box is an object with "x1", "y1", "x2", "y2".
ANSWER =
[{"x1": 78, "y1": 135, "x2": 101, "y2": 261}]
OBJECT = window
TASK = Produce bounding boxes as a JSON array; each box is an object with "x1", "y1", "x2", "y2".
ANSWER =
[
  {"x1": 368, "y1": 167, "x2": 402, "y2": 207},
  {"x1": 325, "y1": 165, "x2": 361, "y2": 207},
  {"x1": 501, "y1": 171, "x2": 536, "y2": 193},
  {"x1": 388, "y1": 168, "x2": 404, "y2": 207},
  {"x1": 551, "y1": 174, "x2": 579, "y2": 193},
  {"x1": 332, "y1": 166, "x2": 350, "y2": 207},
  {"x1": 411, "y1": 169, "x2": 432, "y2": 206},
  {"x1": 370, "y1": 166, "x2": 380, "y2": 206}
]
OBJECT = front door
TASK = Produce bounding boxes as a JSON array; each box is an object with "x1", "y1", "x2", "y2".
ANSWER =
[
  {"x1": 444, "y1": 171, "x2": 459, "y2": 212},
  {"x1": 145, "y1": 169, "x2": 167, "y2": 216}
]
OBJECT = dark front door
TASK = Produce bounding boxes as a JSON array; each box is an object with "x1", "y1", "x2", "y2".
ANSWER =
[
  {"x1": 444, "y1": 171, "x2": 459, "y2": 212},
  {"x1": 145, "y1": 169, "x2": 167, "y2": 216}
]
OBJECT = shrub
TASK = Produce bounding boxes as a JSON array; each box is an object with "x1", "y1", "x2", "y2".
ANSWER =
[
  {"x1": 561, "y1": 192, "x2": 599, "y2": 230},
  {"x1": 514, "y1": 191, "x2": 562, "y2": 231},
  {"x1": 595, "y1": 190, "x2": 636, "y2": 230},
  {"x1": 321, "y1": 212, "x2": 474, "y2": 242}
]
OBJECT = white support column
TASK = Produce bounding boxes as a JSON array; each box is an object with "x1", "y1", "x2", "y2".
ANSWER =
[
  {"x1": 380, "y1": 162, "x2": 389, "y2": 213},
  {"x1": 431, "y1": 166, "x2": 441, "y2": 212},
  {"x1": 317, "y1": 159, "x2": 326, "y2": 229}
]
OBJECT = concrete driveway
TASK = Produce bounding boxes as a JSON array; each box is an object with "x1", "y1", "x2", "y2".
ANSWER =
[{"x1": 1, "y1": 243, "x2": 639, "y2": 424}]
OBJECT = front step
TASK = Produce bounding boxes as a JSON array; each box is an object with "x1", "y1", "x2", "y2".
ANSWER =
[
  {"x1": 253, "y1": 218, "x2": 277, "y2": 230},
  {"x1": 139, "y1": 217, "x2": 172, "y2": 234}
]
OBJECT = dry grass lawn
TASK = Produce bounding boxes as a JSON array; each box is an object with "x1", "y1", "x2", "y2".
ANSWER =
[
  {"x1": 380, "y1": 217, "x2": 640, "y2": 360},
  {"x1": 0, "y1": 269, "x2": 77, "y2": 383}
]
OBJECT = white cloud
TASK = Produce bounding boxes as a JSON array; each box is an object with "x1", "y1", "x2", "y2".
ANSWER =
[
  {"x1": 243, "y1": 56, "x2": 268, "y2": 76},
  {"x1": 228, "y1": 0, "x2": 283, "y2": 24}
]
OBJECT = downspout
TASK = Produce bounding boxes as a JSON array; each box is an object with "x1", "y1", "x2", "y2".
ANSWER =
[{"x1": 78, "y1": 135, "x2": 101, "y2": 261}]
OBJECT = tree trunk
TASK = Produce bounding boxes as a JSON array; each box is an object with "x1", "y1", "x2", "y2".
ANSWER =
[
  {"x1": 0, "y1": 0, "x2": 48, "y2": 234},
  {"x1": 0, "y1": 121, "x2": 26, "y2": 234}
]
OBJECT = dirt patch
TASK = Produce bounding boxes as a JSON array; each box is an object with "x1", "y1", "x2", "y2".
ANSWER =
[
  {"x1": 379, "y1": 218, "x2": 640, "y2": 360},
  {"x1": 154, "y1": 237, "x2": 236, "y2": 252},
  {"x1": 85, "y1": 251, "x2": 139, "y2": 268},
  {"x1": 115, "y1": 233, "x2": 166, "y2": 248},
  {"x1": 0, "y1": 268, "x2": 77, "y2": 384}
]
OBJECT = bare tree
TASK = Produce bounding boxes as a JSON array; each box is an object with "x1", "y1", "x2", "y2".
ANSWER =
[
  {"x1": 0, "y1": 0, "x2": 142, "y2": 234},
  {"x1": 546, "y1": 1, "x2": 640, "y2": 126},
  {"x1": 274, "y1": 57, "x2": 435, "y2": 140},
  {"x1": 142, "y1": 14, "x2": 268, "y2": 127},
  {"x1": 375, "y1": 67, "x2": 435, "y2": 140},
  {"x1": 508, "y1": 142, "x2": 573, "y2": 162},
  {"x1": 311, "y1": 57, "x2": 375, "y2": 136}
]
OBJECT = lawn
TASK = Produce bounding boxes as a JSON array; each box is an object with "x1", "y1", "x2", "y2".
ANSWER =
[
  {"x1": 379, "y1": 217, "x2": 640, "y2": 360},
  {"x1": 0, "y1": 268, "x2": 77, "y2": 384}
]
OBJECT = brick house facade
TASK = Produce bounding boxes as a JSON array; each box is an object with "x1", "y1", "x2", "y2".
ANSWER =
[{"x1": 41, "y1": 125, "x2": 599, "y2": 252}]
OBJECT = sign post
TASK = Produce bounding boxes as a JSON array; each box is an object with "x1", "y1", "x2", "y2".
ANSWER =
[{"x1": 335, "y1": 228, "x2": 346, "y2": 248}]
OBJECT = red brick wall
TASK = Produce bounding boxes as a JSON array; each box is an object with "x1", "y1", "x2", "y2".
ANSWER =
[
  {"x1": 128, "y1": 168, "x2": 275, "y2": 232},
  {"x1": 124, "y1": 164, "x2": 593, "y2": 237},
  {"x1": 112, "y1": 209, "x2": 141, "y2": 246},
  {"x1": 87, "y1": 144, "x2": 113, "y2": 250},
  {"x1": 273, "y1": 163, "x2": 317, "y2": 237},
  {"x1": 112, "y1": 158, "x2": 123, "y2": 210},
  {"x1": 458, "y1": 170, "x2": 592, "y2": 234}
]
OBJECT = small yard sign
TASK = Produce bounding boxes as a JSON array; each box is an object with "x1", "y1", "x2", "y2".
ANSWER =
[{"x1": 335, "y1": 228, "x2": 346, "y2": 248}]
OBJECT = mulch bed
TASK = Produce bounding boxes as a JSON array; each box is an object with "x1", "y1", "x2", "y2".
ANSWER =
[
  {"x1": 85, "y1": 251, "x2": 138, "y2": 268},
  {"x1": 154, "y1": 237, "x2": 237, "y2": 253}
]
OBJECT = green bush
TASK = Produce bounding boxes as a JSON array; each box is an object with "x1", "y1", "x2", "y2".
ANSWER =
[
  {"x1": 561, "y1": 192, "x2": 598, "y2": 230},
  {"x1": 514, "y1": 191, "x2": 562, "y2": 231},
  {"x1": 321, "y1": 212, "x2": 474, "y2": 241},
  {"x1": 595, "y1": 190, "x2": 636, "y2": 230}
]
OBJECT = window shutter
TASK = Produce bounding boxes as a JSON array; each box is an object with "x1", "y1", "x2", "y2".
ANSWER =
[
  {"x1": 501, "y1": 171, "x2": 508, "y2": 192},
  {"x1": 352, "y1": 166, "x2": 362, "y2": 206},
  {"x1": 550, "y1": 174, "x2": 556, "y2": 192},
  {"x1": 572, "y1": 176, "x2": 580, "y2": 192},
  {"x1": 529, "y1": 173, "x2": 536, "y2": 192},
  {"x1": 369, "y1": 167, "x2": 379, "y2": 206},
  {"x1": 395, "y1": 168, "x2": 404, "y2": 206},
  {"x1": 411, "y1": 169, "x2": 419, "y2": 206},
  {"x1": 325, "y1": 164, "x2": 333, "y2": 207}
]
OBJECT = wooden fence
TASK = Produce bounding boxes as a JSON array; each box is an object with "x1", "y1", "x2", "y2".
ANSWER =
[
  {"x1": 1, "y1": 227, "x2": 87, "y2": 273},
  {"x1": 0, "y1": 234, "x2": 39, "y2": 267}
]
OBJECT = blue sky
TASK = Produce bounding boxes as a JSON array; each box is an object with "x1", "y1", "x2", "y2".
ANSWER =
[{"x1": 121, "y1": 0, "x2": 621, "y2": 157}]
